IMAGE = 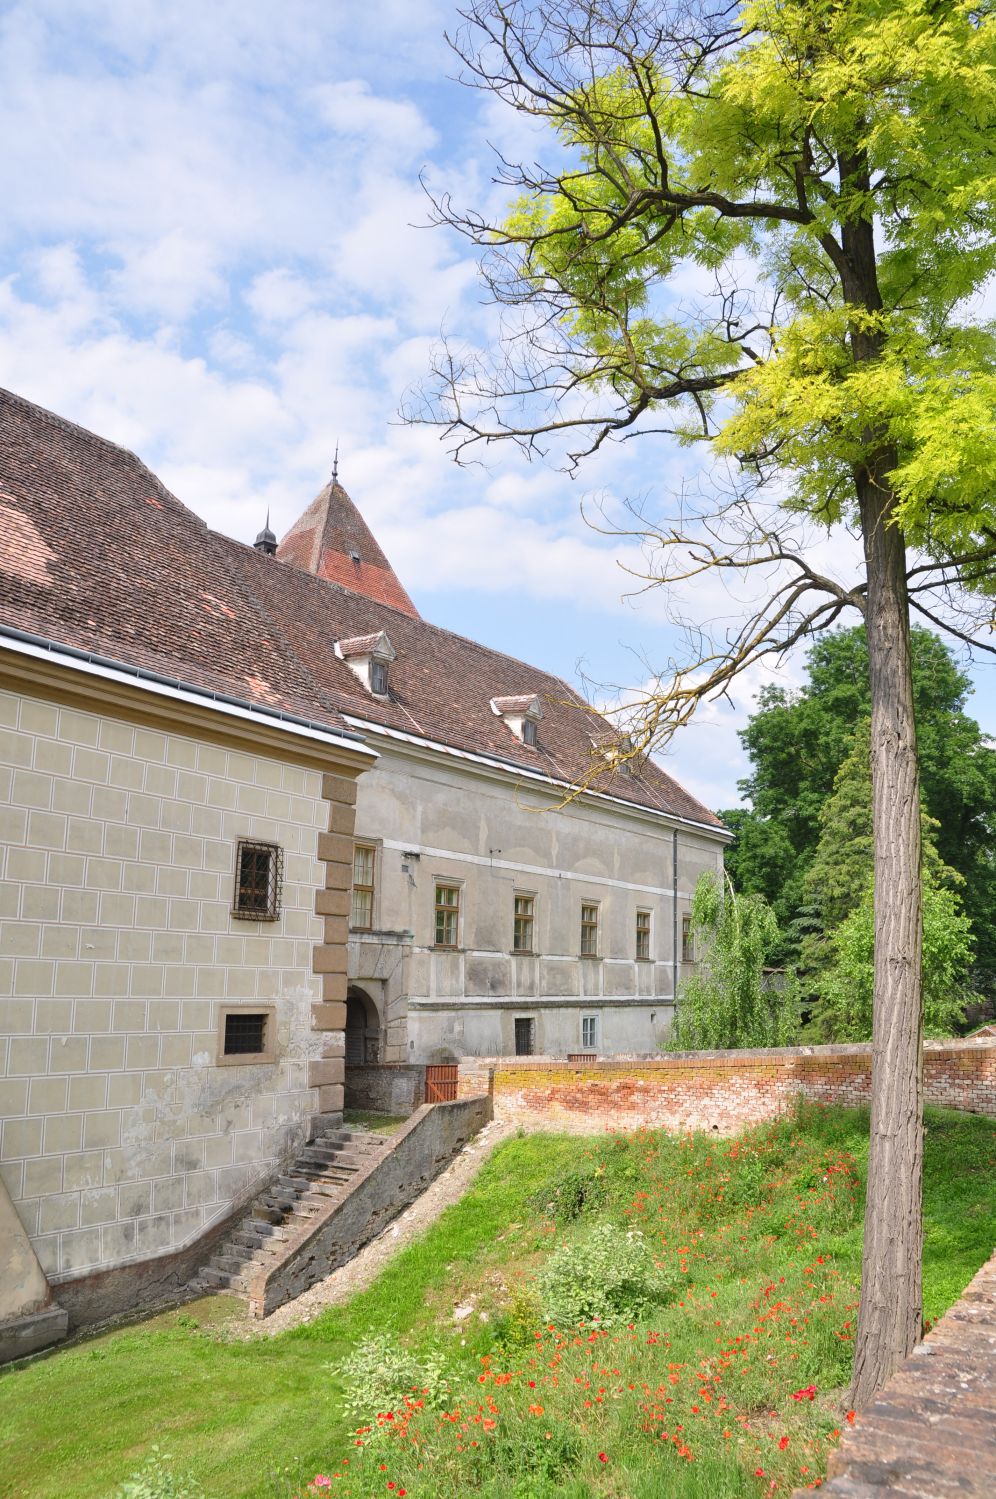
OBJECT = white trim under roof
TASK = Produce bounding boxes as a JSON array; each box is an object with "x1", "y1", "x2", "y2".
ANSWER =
[
  {"x1": 0, "y1": 628, "x2": 378, "y2": 762},
  {"x1": 341, "y1": 713, "x2": 731, "y2": 838}
]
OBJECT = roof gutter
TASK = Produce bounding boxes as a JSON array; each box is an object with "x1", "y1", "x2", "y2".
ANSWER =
[
  {"x1": 341, "y1": 713, "x2": 732, "y2": 839},
  {"x1": 0, "y1": 624, "x2": 376, "y2": 760}
]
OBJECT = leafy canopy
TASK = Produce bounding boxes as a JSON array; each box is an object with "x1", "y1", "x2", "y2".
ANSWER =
[
  {"x1": 723, "y1": 626, "x2": 996, "y2": 982},
  {"x1": 670, "y1": 872, "x2": 798, "y2": 1051}
]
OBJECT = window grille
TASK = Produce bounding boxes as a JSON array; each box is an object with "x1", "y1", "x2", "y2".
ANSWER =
[
  {"x1": 514, "y1": 1017, "x2": 535, "y2": 1055},
  {"x1": 435, "y1": 884, "x2": 460, "y2": 947},
  {"x1": 232, "y1": 841, "x2": 282, "y2": 920},
  {"x1": 223, "y1": 1011, "x2": 267, "y2": 1056},
  {"x1": 513, "y1": 893, "x2": 535, "y2": 953},
  {"x1": 636, "y1": 909, "x2": 652, "y2": 960},
  {"x1": 351, "y1": 844, "x2": 376, "y2": 929},
  {"x1": 581, "y1": 1015, "x2": 598, "y2": 1050},
  {"x1": 580, "y1": 902, "x2": 599, "y2": 956},
  {"x1": 682, "y1": 913, "x2": 695, "y2": 963}
]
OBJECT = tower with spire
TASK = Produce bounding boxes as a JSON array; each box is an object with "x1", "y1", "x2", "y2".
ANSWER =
[{"x1": 275, "y1": 458, "x2": 419, "y2": 618}]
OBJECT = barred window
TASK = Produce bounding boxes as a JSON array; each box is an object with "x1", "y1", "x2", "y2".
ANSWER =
[
  {"x1": 580, "y1": 902, "x2": 599, "y2": 956},
  {"x1": 636, "y1": 908, "x2": 652, "y2": 960},
  {"x1": 513, "y1": 893, "x2": 535, "y2": 953},
  {"x1": 682, "y1": 913, "x2": 695, "y2": 963},
  {"x1": 224, "y1": 1011, "x2": 267, "y2": 1055},
  {"x1": 435, "y1": 884, "x2": 460, "y2": 948},
  {"x1": 351, "y1": 844, "x2": 376, "y2": 930},
  {"x1": 514, "y1": 1017, "x2": 535, "y2": 1055},
  {"x1": 232, "y1": 841, "x2": 282, "y2": 920}
]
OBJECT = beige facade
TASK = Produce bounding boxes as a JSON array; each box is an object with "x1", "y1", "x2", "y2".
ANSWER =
[
  {"x1": 347, "y1": 734, "x2": 726, "y2": 1063},
  {"x1": 0, "y1": 650, "x2": 370, "y2": 1295}
]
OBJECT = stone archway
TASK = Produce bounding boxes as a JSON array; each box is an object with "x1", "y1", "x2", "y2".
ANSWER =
[{"x1": 345, "y1": 986, "x2": 381, "y2": 1066}]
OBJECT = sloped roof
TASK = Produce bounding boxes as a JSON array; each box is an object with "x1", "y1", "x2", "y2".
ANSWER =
[
  {"x1": 0, "y1": 387, "x2": 723, "y2": 829},
  {"x1": 277, "y1": 479, "x2": 419, "y2": 619}
]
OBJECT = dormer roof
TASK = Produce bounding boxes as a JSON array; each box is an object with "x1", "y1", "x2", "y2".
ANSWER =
[
  {"x1": 491, "y1": 694, "x2": 542, "y2": 717},
  {"x1": 276, "y1": 478, "x2": 419, "y2": 619},
  {"x1": 336, "y1": 631, "x2": 396, "y2": 661}
]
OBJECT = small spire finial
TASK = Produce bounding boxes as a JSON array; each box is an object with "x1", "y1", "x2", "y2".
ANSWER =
[
  {"x1": 253, "y1": 509, "x2": 278, "y2": 556},
  {"x1": 331, "y1": 443, "x2": 339, "y2": 488}
]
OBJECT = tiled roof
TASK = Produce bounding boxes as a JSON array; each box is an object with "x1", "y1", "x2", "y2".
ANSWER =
[
  {"x1": 0, "y1": 387, "x2": 723, "y2": 829},
  {"x1": 277, "y1": 479, "x2": 419, "y2": 619},
  {"x1": 492, "y1": 694, "x2": 540, "y2": 715}
]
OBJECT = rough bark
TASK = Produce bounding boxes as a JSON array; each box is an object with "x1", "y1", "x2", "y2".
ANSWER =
[{"x1": 850, "y1": 459, "x2": 924, "y2": 1409}]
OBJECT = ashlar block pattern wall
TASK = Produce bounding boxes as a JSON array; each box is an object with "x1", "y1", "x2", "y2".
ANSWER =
[{"x1": 0, "y1": 687, "x2": 342, "y2": 1284}]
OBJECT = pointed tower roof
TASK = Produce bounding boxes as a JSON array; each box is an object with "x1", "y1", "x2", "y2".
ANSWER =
[{"x1": 276, "y1": 478, "x2": 420, "y2": 619}]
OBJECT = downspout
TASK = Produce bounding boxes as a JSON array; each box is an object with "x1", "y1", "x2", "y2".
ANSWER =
[{"x1": 672, "y1": 829, "x2": 679, "y2": 1011}]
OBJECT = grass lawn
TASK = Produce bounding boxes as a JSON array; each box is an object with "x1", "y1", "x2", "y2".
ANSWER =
[{"x1": 1, "y1": 1104, "x2": 993, "y2": 1499}]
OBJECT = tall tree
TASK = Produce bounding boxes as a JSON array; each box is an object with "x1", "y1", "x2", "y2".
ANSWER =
[
  {"x1": 802, "y1": 719, "x2": 977, "y2": 1039},
  {"x1": 724, "y1": 626, "x2": 996, "y2": 986},
  {"x1": 417, "y1": 0, "x2": 996, "y2": 1403}
]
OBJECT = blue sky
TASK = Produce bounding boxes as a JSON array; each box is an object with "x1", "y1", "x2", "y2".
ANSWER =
[{"x1": 2, "y1": 0, "x2": 993, "y2": 810}]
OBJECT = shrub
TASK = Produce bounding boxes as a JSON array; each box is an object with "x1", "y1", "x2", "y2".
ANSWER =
[
  {"x1": 535, "y1": 1222, "x2": 672, "y2": 1328},
  {"x1": 336, "y1": 1335, "x2": 451, "y2": 1424},
  {"x1": 113, "y1": 1448, "x2": 204, "y2": 1499},
  {"x1": 531, "y1": 1164, "x2": 606, "y2": 1222}
]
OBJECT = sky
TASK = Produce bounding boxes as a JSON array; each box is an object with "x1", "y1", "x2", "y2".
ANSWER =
[{"x1": 1, "y1": 0, "x2": 994, "y2": 811}]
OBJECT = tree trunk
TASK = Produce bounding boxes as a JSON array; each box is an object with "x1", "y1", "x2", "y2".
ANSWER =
[{"x1": 850, "y1": 462, "x2": 924, "y2": 1409}]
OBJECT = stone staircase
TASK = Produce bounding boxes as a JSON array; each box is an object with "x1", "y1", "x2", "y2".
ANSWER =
[{"x1": 190, "y1": 1126, "x2": 389, "y2": 1296}]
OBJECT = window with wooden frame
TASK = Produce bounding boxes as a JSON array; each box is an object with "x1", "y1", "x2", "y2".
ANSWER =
[
  {"x1": 581, "y1": 1014, "x2": 598, "y2": 1050},
  {"x1": 351, "y1": 843, "x2": 376, "y2": 930},
  {"x1": 370, "y1": 658, "x2": 390, "y2": 696},
  {"x1": 636, "y1": 908, "x2": 652, "y2": 960},
  {"x1": 513, "y1": 893, "x2": 535, "y2": 953},
  {"x1": 580, "y1": 901, "x2": 599, "y2": 956},
  {"x1": 232, "y1": 840, "x2": 282, "y2": 920},
  {"x1": 434, "y1": 883, "x2": 460, "y2": 948},
  {"x1": 682, "y1": 913, "x2": 695, "y2": 963},
  {"x1": 522, "y1": 716, "x2": 538, "y2": 747}
]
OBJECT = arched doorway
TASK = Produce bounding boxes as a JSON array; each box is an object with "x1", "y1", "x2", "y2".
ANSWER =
[{"x1": 345, "y1": 987, "x2": 381, "y2": 1066}]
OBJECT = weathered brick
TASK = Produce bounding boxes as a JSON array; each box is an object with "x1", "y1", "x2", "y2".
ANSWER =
[
  {"x1": 314, "y1": 887, "x2": 350, "y2": 917},
  {"x1": 308, "y1": 1057, "x2": 345, "y2": 1088},
  {"x1": 312, "y1": 944, "x2": 347, "y2": 975},
  {"x1": 321, "y1": 773, "x2": 357, "y2": 806},
  {"x1": 311, "y1": 1002, "x2": 347, "y2": 1031},
  {"x1": 321, "y1": 972, "x2": 348, "y2": 1003}
]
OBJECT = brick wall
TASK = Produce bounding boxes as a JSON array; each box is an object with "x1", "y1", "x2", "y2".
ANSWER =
[{"x1": 457, "y1": 1039, "x2": 996, "y2": 1133}]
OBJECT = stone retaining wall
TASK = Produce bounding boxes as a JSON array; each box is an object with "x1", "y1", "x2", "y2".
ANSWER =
[
  {"x1": 248, "y1": 1095, "x2": 491, "y2": 1317},
  {"x1": 802, "y1": 1247, "x2": 996, "y2": 1497},
  {"x1": 457, "y1": 1038, "x2": 996, "y2": 1133},
  {"x1": 344, "y1": 1064, "x2": 425, "y2": 1117}
]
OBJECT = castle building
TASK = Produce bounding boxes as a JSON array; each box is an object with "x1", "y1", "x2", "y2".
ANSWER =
[{"x1": 0, "y1": 387, "x2": 727, "y2": 1353}]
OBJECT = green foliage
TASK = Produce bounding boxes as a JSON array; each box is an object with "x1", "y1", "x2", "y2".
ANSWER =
[
  {"x1": 337, "y1": 1334, "x2": 451, "y2": 1424},
  {"x1": 670, "y1": 873, "x2": 798, "y2": 1051},
  {"x1": 724, "y1": 627, "x2": 996, "y2": 984},
  {"x1": 535, "y1": 1222, "x2": 673, "y2": 1328},
  {"x1": 3, "y1": 1116, "x2": 994, "y2": 1499},
  {"x1": 112, "y1": 1449, "x2": 204, "y2": 1499},
  {"x1": 531, "y1": 1164, "x2": 607, "y2": 1222},
  {"x1": 815, "y1": 880, "x2": 974, "y2": 1042}
]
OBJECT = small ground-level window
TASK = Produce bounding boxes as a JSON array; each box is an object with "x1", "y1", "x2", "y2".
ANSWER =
[
  {"x1": 232, "y1": 840, "x2": 282, "y2": 920},
  {"x1": 217, "y1": 1005, "x2": 276, "y2": 1065},
  {"x1": 580, "y1": 902, "x2": 599, "y2": 956},
  {"x1": 581, "y1": 1014, "x2": 598, "y2": 1050},
  {"x1": 514, "y1": 1017, "x2": 535, "y2": 1055},
  {"x1": 435, "y1": 883, "x2": 460, "y2": 947},
  {"x1": 682, "y1": 913, "x2": 695, "y2": 963},
  {"x1": 513, "y1": 892, "x2": 535, "y2": 953},
  {"x1": 636, "y1": 908, "x2": 652, "y2": 960},
  {"x1": 351, "y1": 844, "x2": 376, "y2": 929}
]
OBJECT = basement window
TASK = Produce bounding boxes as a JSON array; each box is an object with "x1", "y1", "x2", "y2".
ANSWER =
[
  {"x1": 217, "y1": 1005, "x2": 276, "y2": 1065},
  {"x1": 232, "y1": 840, "x2": 283, "y2": 920},
  {"x1": 514, "y1": 1017, "x2": 535, "y2": 1056}
]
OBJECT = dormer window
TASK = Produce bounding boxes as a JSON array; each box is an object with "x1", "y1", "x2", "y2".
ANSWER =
[
  {"x1": 591, "y1": 728, "x2": 636, "y2": 774},
  {"x1": 335, "y1": 631, "x2": 396, "y2": 699},
  {"x1": 491, "y1": 694, "x2": 542, "y2": 747}
]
